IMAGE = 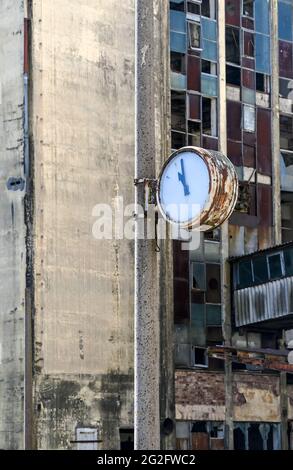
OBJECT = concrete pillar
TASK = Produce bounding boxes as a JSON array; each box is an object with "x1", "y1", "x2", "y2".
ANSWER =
[
  {"x1": 134, "y1": 0, "x2": 160, "y2": 450},
  {"x1": 271, "y1": 0, "x2": 282, "y2": 245},
  {"x1": 217, "y1": 0, "x2": 234, "y2": 450},
  {"x1": 153, "y1": 0, "x2": 176, "y2": 450}
]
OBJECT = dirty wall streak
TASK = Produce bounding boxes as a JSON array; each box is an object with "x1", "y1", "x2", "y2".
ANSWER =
[
  {"x1": 0, "y1": 0, "x2": 26, "y2": 450},
  {"x1": 30, "y1": 0, "x2": 135, "y2": 449}
]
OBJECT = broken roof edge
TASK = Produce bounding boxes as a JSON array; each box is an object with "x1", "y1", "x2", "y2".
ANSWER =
[{"x1": 228, "y1": 239, "x2": 293, "y2": 263}]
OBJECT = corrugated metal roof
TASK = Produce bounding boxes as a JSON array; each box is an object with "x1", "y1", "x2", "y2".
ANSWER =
[
  {"x1": 229, "y1": 240, "x2": 293, "y2": 263},
  {"x1": 234, "y1": 276, "x2": 293, "y2": 327}
]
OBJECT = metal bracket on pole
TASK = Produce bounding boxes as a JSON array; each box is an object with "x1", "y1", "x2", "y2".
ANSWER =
[{"x1": 134, "y1": 178, "x2": 158, "y2": 212}]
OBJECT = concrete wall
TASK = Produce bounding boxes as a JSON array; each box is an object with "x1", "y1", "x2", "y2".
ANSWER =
[
  {"x1": 30, "y1": 0, "x2": 135, "y2": 449},
  {"x1": 0, "y1": 0, "x2": 26, "y2": 450},
  {"x1": 175, "y1": 371, "x2": 281, "y2": 423}
]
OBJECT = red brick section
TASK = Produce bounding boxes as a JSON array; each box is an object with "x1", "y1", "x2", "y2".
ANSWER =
[
  {"x1": 175, "y1": 370, "x2": 280, "y2": 407},
  {"x1": 175, "y1": 371, "x2": 225, "y2": 406}
]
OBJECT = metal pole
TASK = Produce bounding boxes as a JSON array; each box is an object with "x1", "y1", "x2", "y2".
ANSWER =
[{"x1": 134, "y1": 0, "x2": 160, "y2": 450}]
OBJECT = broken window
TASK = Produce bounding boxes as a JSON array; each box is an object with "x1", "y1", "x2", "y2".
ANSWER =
[
  {"x1": 191, "y1": 304, "x2": 206, "y2": 347},
  {"x1": 253, "y1": 256, "x2": 269, "y2": 284},
  {"x1": 279, "y1": 78, "x2": 293, "y2": 99},
  {"x1": 284, "y1": 247, "x2": 293, "y2": 276},
  {"x1": 234, "y1": 423, "x2": 281, "y2": 450},
  {"x1": 171, "y1": 52, "x2": 186, "y2": 74},
  {"x1": 206, "y1": 264, "x2": 221, "y2": 303},
  {"x1": 188, "y1": 21, "x2": 201, "y2": 50},
  {"x1": 187, "y1": 1, "x2": 200, "y2": 16},
  {"x1": 226, "y1": 26, "x2": 240, "y2": 64},
  {"x1": 268, "y1": 253, "x2": 283, "y2": 280},
  {"x1": 192, "y1": 263, "x2": 205, "y2": 291},
  {"x1": 188, "y1": 121, "x2": 201, "y2": 146},
  {"x1": 172, "y1": 131, "x2": 186, "y2": 149},
  {"x1": 243, "y1": 0, "x2": 254, "y2": 18},
  {"x1": 173, "y1": 240, "x2": 190, "y2": 323},
  {"x1": 171, "y1": 91, "x2": 186, "y2": 131},
  {"x1": 237, "y1": 259, "x2": 253, "y2": 289},
  {"x1": 257, "y1": 108, "x2": 272, "y2": 175},
  {"x1": 120, "y1": 429, "x2": 134, "y2": 450},
  {"x1": 202, "y1": 59, "x2": 217, "y2": 75},
  {"x1": 281, "y1": 192, "x2": 293, "y2": 243},
  {"x1": 201, "y1": 0, "x2": 216, "y2": 19},
  {"x1": 280, "y1": 115, "x2": 293, "y2": 151},
  {"x1": 170, "y1": 1, "x2": 185, "y2": 12},
  {"x1": 243, "y1": 31, "x2": 254, "y2": 58},
  {"x1": 202, "y1": 97, "x2": 217, "y2": 136},
  {"x1": 243, "y1": 105, "x2": 255, "y2": 133},
  {"x1": 226, "y1": 65, "x2": 241, "y2": 86}
]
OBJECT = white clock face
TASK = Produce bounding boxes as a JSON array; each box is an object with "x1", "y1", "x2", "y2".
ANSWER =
[{"x1": 158, "y1": 149, "x2": 210, "y2": 226}]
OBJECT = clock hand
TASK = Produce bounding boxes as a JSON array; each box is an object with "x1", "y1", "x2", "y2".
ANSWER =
[{"x1": 178, "y1": 158, "x2": 190, "y2": 196}]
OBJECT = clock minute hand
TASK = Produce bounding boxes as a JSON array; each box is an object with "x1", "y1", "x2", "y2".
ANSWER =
[{"x1": 178, "y1": 158, "x2": 190, "y2": 196}]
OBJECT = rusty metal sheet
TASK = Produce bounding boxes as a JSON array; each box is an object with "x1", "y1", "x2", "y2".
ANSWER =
[
  {"x1": 225, "y1": 0, "x2": 240, "y2": 26},
  {"x1": 227, "y1": 140, "x2": 243, "y2": 167},
  {"x1": 227, "y1": 101, "x2": 242, "y2": 141},
  {"x1": 187, "y1": 54, "x2": 201, "y2": 92},
  {"x1": 234, "y1": 276, "x2": 293, "y2": 327},
  {"x1": 257, "y1": 184, "x2": 272, "y2": 226},
  {"x1": 191, "y1": 433, "x2": 209, "y2": 450},
  {"x1": 257, "y1": 108, "x2": 272, "y2": 176}
]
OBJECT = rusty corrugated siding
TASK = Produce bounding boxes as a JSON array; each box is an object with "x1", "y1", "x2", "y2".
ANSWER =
[{"x1": 235, "y1": 276, "x2": 293, "y2": 326}]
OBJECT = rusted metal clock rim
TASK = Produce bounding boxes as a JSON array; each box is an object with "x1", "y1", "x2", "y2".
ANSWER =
[{"x1": 156, "y1": 146, "x2": 239, "y2": 231}]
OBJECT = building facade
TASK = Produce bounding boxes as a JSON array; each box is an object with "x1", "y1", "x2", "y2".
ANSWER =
[
  {"x1": 0, "y1": 0, "x2": 292, "y2": 450},
  {"x1": 171, "y1": 0, "x2": 293, "y2": 450}
]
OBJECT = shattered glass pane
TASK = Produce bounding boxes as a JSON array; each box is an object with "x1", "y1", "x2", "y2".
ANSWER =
[{"x1": 188, "y1": 21, "x2": 201, "y2": 49}]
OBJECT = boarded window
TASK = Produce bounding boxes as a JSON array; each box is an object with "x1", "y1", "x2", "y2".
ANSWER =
[
  {"x1": 188, "y1": 93, "x2": 201, "y2": 120},
  {"x1": 243, "y1": 105, "x2": 255, "y2": 133},
  {"x1": 227, "y1": 101, "x2": 241, "y2": 141},
  {"x1": 242, "y1": 69, "x2": 255, "y2": 89},
  {"x1": 243, "y1": 144, "x2": 255, "y2": 168},
  {"x1": 188, "y1": 55, "x2": 201, "y2": 91},
  {"x1": 257, "y1": 108, "x2": 272, "y2": 175},
  {"x1": 76, "y1": 428, "x2": 99, "y2": 450},
  {"x1": 258, "y1": 184, "x2": 272, "y2": 226},
  {"x1": 227, "y1": 140, "x2": 242, "y2": 167},
  {"x1": 243, "y1": 31, "x2": 254, "y2": 58}
]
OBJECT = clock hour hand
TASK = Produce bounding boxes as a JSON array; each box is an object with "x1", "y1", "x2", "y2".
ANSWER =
[{"x1": 178, "y1": 158, "x2": 190, "y2": 196}]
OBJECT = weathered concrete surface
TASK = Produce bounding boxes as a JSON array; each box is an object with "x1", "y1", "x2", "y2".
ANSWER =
[
  {"x1": 30, "y1": 0, "x2": 135, "y2": 448},
  {"x1": 0, "y1": 0, "x2": 25, "y2": 449}
]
